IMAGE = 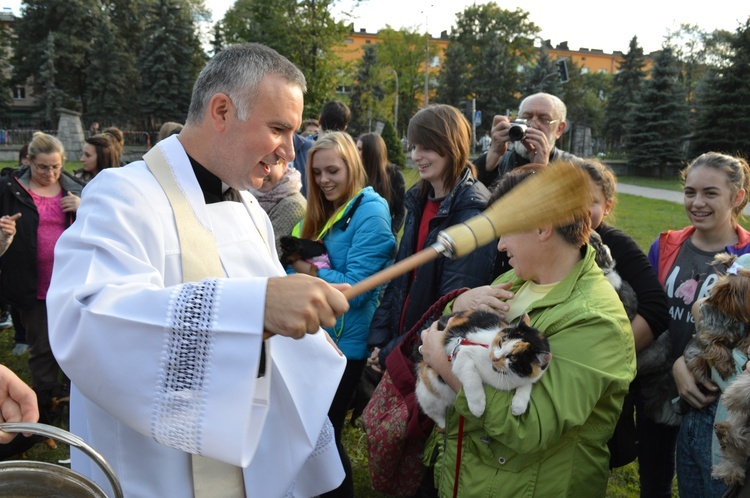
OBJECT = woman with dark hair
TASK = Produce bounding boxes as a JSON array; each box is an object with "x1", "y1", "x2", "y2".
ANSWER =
[
  {"x1": 102, "y1": 126, "x2": 127, "y2": 166},
  {"x1": 368, "y1": 104, "x2": 496, "y2": 373},
  {"x1": 75, "y1": 135, "x2": 121, "y2": 183},
  {"x1": 357, "y1": 132, "x2": 405, "y2": 235}
]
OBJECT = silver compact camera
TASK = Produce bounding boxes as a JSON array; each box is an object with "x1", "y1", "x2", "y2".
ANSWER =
[{"x1": 508, "y1": 119, "x2": 527, "y2": 141}]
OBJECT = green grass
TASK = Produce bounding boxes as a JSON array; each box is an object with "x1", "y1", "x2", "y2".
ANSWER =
[
  {"x1": 619, "y1": 175, "x2": 683, "y2": 192},
  {"x1": 0, "y1": 161, "x2": 82, "y2": 174}
]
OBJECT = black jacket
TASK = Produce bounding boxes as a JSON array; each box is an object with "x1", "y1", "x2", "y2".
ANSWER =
[
  {"x1": 0, "y1": 169, "x2": 84, "y2": 307},
  {"x1": 368, "y1": 167, "x2": 497, "y2": 367},
  {"x1": 474, "y1": 147, "x2": 579, "y2": 191}
]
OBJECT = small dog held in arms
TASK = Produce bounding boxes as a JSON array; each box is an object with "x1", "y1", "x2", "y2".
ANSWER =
[
  {"x1": 415, "y1": 310, "x2": 551, "y2": 429},
  {"x1": 278, "y1": 235, "x2": 330, "y2": 276},
  {"x1": 678, "y1": 253, "x2": 750, "y2": 486}
]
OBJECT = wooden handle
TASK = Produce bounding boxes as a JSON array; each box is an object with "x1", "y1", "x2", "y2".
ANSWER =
[{"x1": 343, "y1": 245, "x2": 441, "y2": 300}]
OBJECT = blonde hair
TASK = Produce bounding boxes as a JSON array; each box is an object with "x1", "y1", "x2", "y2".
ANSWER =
[
  {"x1": 28, "y1": 132, "x2": 65, "y2": 163},
  {"x1": 301, "y1": 132, "x2": 366, "y2": 239}
]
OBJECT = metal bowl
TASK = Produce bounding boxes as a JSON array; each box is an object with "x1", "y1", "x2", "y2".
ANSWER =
[{"x1": 0, "y1": 423, "x2": 123, "y2": 498}]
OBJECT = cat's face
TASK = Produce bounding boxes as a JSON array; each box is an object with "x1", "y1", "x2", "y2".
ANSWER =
[{"x1": 489, "y1": 315, "x2": 552, "y2": 380}]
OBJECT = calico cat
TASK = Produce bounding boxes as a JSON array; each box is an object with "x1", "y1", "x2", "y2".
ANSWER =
[{"x1": 415, "y1": 310, "x2": 551, "y2": 428}]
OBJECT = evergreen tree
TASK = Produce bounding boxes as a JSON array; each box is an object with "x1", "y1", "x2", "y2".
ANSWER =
[
  {"x1": 690, "y1": 19, "x2": 750, "y2": 159},
  {"x1": 434, "y1": 41, "x2": 468, "y2": 106},
  {"x1": 139, "y1": 0, "x2": 204, "y2": 129},
  {"x1": 626, "y1": 47, "x2": 688, "y2": 175},
  {"x1": 603, "y1": 36, "x2": 646, "y2": 153},
  {"x1": 210, "y1": 21, "x2": 225, "y2": 57},
  {"x1": 84, "y1": 14, "x2": 140, "y2": 126},
  {"x1": 12, "y1": 0, "x2": 101, "y2": 110},
  {"x1": 381, "y1": 120, "x2": 406, "y2": 168},
  {"x1": 348, "y1": 45, "x2": 385, "y2": 138},
  {"x1": 521, "y1": 46, "x2": 562, "y2": 97},
  {"x1": 0, "y1": 21, "x2": 13, "y2": 125},
  {"x1": 37, "y1": 32, "x2": 67, "y2": 128}
]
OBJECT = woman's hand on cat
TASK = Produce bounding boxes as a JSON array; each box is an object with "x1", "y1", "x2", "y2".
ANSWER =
[
  {"x1": 452, "y1": 282, "x2": 514, "y2": 316},
  {"x1": 673, "y1": 355, "x2": 718, "y2": 409},
  {"x1": 421, "y1": 321, "x2": 462, "y2": 393}
]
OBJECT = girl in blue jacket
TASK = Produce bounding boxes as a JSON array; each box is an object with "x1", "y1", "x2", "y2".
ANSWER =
[{"x1": 289, "y1": 131, "x2": 395, "y2": 498}]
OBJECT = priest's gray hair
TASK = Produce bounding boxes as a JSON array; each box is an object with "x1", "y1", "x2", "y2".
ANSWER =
[{"x1": 186, "y1": 43, "x2": 306, "y2": 125}]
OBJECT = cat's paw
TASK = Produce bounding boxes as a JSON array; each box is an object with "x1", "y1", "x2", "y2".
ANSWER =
[
  {"x1": 511, "y1": 398, "x2": 529, "y2": 416},
  {"x1": 467, "y1": 397, "x2": 486, "y2": 418}
]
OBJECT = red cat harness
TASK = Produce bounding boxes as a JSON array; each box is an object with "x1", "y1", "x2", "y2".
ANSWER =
[{"x1": 448, "y1": 338, "x2": 489, "y2": 362}]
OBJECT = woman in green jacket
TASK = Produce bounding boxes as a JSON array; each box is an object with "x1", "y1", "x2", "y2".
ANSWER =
[{"x1": 420, "y1": 164, "x2": 635, "y2": 497}]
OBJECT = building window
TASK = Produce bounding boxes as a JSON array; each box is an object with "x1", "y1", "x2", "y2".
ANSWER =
[
  {"x1": 13, "y1": 87, "x2": 25, "y2": 100},
  {"x1": 598, "y1": 69, "x2": 608, "y2": 74},
  {"x1": 580, "y1": 67, "x2": 590, "y2": 75},
  {"x1": 336, "y1": 85, "x2": 351, "y2": 94},
  {"x1": 344, "y1": 38, "x2": 353, "y2": 44},
  {"x1": 365, "y1": 40, "x2": 371, "y2": 44},
  {"x1": 430, "y1": 56, "x2": 441, "y2": 67}
]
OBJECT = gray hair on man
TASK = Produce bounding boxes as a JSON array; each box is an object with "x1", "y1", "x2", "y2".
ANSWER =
[
  {"x1": 520, "y1": 92, "x2": 567, "y2": 122},
  {"x1": 186, "y1": 43, "x2": 307, "y2": 125}
]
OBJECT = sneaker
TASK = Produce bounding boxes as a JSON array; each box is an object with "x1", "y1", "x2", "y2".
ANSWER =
[
  {"x1": 0, "y1": 313, "x2": 12, "y2": 330},
  {"x1": 11, "y1": 343, "x2": 28, "y2": 356}
]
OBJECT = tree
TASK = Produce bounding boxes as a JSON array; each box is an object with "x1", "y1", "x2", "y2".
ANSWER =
[
  {"x1": 37, "y1": 32, "x2": 67, "y2": 127},
  {"x1": 84, "y1": 13, "x2": 140, "y2": 126},
  {"x1": 381, "y1": 120, "x2": 406, "y2": 168},
  {"x1": 626, "y1": 47, "x2": 688, "y2": 175},
  {"x1": 375, "y1": 27, "x2": 436, "y2": 138},
  {"x1": 139, "y1": 0, "x2": 204, "y2": 129},
  {"x1": 521, "y1": 45, "x2": 562, "y2": 97},
  {"x1": 436, "y1": 3, "x2": 539, "y2": 118},
  {"x1": 221, "y1": 0, "x2": 349, "y2": 117},
  {"x1": 665, "y1": 24, "x2": 734, "y2": 128},
  {"x1": 0, "y1": 21, "x2": 13, "y2": 125},
  {"x1": 12, "y1": 0, "x2": 101, "y2": 110},
  {"x1": 603, "y1": 36, "x2": 646, "y2": 153},
  {"x1": 690, "y1": 19, "x2": 750, "y2": 159},
  {"x1": 348, "y1": 44, "x2": 385, "y2": 137},
  {"x1": 559, "y1": 60, "x2": 611, "y2": 155}
]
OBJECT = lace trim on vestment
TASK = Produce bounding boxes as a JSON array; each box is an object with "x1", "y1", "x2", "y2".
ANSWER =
[{"x1": 151, "y1": 279, "x2": 220, "y2": 454}]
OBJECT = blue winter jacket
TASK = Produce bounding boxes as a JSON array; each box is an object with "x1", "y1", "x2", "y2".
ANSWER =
[{"x1": 293, "y1": 187, "x2": 396, "y2": 359}]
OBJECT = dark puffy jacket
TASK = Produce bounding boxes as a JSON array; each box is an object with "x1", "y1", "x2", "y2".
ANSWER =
[
  {"x1": 0, "y1": 169, "x2": 84, "y2": 307},
  {"x1": 368, "y1": 167, "x2": 496, "y2": 367}
]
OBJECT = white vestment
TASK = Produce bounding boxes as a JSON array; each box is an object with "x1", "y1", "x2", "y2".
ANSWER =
[{"x1": 47, "y1": 136, "x2": 346, "y2": 497}]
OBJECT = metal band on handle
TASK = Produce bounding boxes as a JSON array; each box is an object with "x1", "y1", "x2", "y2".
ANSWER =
[{"x1": 0, "y1": 422, "x2": 124, "y2": 498}]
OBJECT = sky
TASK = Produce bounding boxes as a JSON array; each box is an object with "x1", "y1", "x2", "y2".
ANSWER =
[{"x1": 2, "y1": 0, "x2": 748, "y2": 55}]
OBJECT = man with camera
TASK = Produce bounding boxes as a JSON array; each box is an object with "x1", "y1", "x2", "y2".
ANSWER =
[{"x1": 474, "y1": 92, "x2": 578, "y2": 189}]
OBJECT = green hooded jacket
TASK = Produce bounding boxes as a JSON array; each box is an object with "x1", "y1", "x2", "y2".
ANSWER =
[{"x1": 429, "y1": 244, "x2": 635, "y2": 497}]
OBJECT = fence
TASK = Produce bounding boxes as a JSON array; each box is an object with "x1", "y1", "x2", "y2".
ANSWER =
[
  {"x1": 0, "y1": 129, "x2": 154, "y2": 148},
  {"x1": 0, "y1": 129, "x2": 58, "y2": 146}
]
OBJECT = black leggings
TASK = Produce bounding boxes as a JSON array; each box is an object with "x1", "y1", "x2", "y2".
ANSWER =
[{"x1": 321, "y1": 358, "x2": 367, "y2": 498}]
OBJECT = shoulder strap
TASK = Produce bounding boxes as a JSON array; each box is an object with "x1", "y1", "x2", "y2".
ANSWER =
[
  {"x1": 143, "y1": 146, "x2": 224, "y2": 281},
  {"x1": 143, "y1": 146, "x2": 245, "y2": 497}
]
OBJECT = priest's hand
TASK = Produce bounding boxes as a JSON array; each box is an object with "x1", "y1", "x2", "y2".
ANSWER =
[
  {"x1": 0, "y1": 364, "x2": 39, "y2": 443},
  {"x1": 265, "y1": 274, "x2": 350, "y2": 339}
]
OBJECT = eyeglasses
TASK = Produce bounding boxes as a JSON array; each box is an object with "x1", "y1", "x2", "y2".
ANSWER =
[
  {"x1": 519, "y1": 116, "x2": 561, "y2": 127},
  {"x1": 31, "y1": 161, "x2": 63, "y2": 173}
]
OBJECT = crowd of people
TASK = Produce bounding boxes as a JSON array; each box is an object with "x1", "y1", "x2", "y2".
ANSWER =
[{"x1": 0, "y1": 41, "x2": 747, "y2": 498}]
